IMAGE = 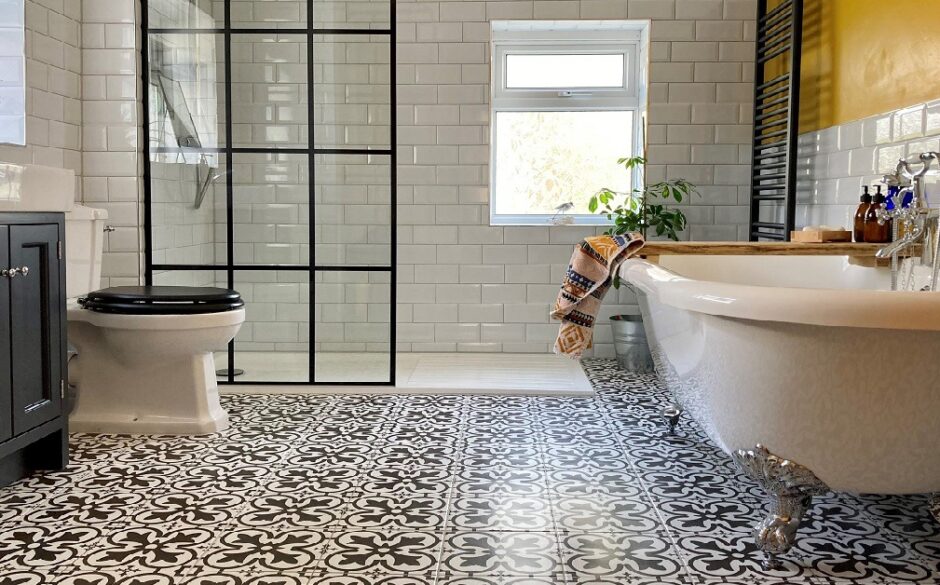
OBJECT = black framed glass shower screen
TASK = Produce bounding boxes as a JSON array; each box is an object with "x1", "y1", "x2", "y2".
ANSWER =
[{"x1": 142, "y1": 0, "x2": 396, "y2": 386}]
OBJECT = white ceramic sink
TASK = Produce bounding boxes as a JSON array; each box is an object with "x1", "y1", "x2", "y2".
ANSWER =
[{"x1": 0, "y1": 162, "x2": 74, "y2": 212}]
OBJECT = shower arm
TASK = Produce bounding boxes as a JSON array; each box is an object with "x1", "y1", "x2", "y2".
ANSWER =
[{"x1": 151, "y1": 66, "x2": 217, "y2": 209}]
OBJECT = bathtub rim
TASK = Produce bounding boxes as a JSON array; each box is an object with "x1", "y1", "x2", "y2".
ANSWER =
[{"x1": 622, "y1": 257, "x2": 940, "y2": 331}]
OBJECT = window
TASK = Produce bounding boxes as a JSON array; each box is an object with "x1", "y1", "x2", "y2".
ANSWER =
[
  {"x1": 0, "y1": 0, "x2": 25, "y2": 146},
  {"x1": 490, "y1": 21, "x2": 648, "y2": 226}
]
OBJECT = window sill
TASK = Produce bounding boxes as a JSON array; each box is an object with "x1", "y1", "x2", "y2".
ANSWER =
[{"x1": 490, "y1": 214, "x2": 613, "y2": 227}]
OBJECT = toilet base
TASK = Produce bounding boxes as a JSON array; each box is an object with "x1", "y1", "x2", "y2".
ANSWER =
[
  {"x1": 69, "y1": 351, "x2": 231, "y2": 436},
  {"x1": 69, "y1": 408, "x2": 229, "y2": 435}
]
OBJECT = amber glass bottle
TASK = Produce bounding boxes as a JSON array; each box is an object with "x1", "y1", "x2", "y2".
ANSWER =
[
  {"x1": 864, "y1": 189, "x2": 891, "y2": 243},
  {"x1": 853, "y1": 186, "x2": 872, "y2": 242}
]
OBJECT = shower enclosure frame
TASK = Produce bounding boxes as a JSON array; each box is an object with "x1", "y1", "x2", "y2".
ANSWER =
[{"x1": 141, "y1": 0, "x2": 397, "y2": 386}]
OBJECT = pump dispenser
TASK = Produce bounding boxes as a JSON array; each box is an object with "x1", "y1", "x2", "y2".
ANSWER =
[
  {"x1": 864, "y1": 186, "x2": 891, "y2": 243},
  {"x1": 854, "y1": 186, "x2": 872, "y2": 242}
]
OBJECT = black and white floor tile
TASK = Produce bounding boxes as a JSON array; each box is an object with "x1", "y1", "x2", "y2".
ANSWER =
[{"x1": 1, "y1": 360, "x2": 939, "y2": 584}]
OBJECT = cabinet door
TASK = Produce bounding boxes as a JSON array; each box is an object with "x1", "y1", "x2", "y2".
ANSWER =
[
  {"x1": 0, "y1": 225, "x2": 10, "y2": 442},
  {"x1": 9, "y1": 224, "x2": 62, "y2": 435}
]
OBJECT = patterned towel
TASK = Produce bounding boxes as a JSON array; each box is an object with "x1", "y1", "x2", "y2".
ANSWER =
[{"x1": 552, "y1": 233, "x2": 645, "y2": 358}]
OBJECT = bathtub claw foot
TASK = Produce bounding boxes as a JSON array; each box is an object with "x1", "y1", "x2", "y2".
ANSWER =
[
  {"x1": 930, "y1": 494, "x2": 940, "y2": 524},
  {"x1": 662, "y1": 404, "x2": 682, "y2": 436},
  {"x1": 762, "y1": 551, "x2": 780, "y2": 571},
  {"x1": 732, "y1": 444, "x2": 829, "y2": 570}
]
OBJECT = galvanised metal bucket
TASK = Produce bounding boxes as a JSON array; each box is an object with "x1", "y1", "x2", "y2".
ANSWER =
[{"x1": 610, "y1": 314, "x2": 654, "y2": 373}]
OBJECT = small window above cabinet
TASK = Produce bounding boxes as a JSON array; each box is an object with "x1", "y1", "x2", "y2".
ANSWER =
[{"x1": 0, "y1": 0, "x2": 26, "y2": 146}]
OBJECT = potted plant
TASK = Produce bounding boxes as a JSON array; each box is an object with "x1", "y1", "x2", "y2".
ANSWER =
[{"x1": 588, "y1": 156, "x2": 697, "y2": 371}]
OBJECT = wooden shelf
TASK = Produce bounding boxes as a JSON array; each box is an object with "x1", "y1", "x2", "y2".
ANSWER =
[{"x1": 639, "y1": 241, "x2": 883, "y2": 257}]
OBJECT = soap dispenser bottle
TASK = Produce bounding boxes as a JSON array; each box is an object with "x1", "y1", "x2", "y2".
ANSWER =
[
  {"x1": 853, "y1": 186, "x2": 872, "y2": 242},
  {"x1": 864, "y1": 186, "x2": 891, "y2": 243}
]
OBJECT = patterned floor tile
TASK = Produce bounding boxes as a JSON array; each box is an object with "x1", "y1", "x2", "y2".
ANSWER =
[
  {"x1": 308, "y1": 575, "x2": 434, "y2": 585},
  {"x1": 201, "y1": 527, "x2": 330, "y2": 573},
  {"x1": 183, "y1": 574, "x2": 309, "y2": 585},
  {"x1": 551, "y1": 495, "x2": 660, "y2": 534},
  {"x1": 439, "y1": 531, "x2": 564, "y2": 577},
  {"x1": 451, "y1": 467, "x2": 549, "y2": 498},
  {"x1": 343, "y1": 494, "x2": 449, "y2": 531},
  {"x1": 559, "y1": 531, "x2": 685, "y2": 581},
  {"x1": 435, "y1": 574, "x2": 562, "y2": 584},
  {"x1": 447, "y1": 496, "x2": 554, "y2": 532},
  {"x1": 0, "y1": 359, "x2": 938, "y2": 584},
  {"x1": 0, "y1": 524, "x2": 101, "y2": 572},
  {"x1": 320, "y1": 531, "x2": 442, "y2": 574}
]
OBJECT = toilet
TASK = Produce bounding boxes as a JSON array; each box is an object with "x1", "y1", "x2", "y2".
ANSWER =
[{"x1": 65, "y1": 205, "x2": 245, "y2": 435}]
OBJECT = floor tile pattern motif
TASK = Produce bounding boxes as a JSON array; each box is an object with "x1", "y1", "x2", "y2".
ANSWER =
[{"x1": 0, "y1": 360, "x2": 938, "y2": 584}]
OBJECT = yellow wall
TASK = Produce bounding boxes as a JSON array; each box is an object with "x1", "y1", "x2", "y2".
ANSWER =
[{"x1": 799, "y1": 0, "x2": 940, "y2": 132}]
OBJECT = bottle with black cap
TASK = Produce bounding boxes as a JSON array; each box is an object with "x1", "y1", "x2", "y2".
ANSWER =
[
  {"x1": 864, "y1": 185, "x2": 891, "y2": 243},
  {"x1": 853, "y1": 186, "x2": 871, "y2": 242}
]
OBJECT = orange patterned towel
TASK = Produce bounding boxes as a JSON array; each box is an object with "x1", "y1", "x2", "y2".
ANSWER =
[{"x1": 551, "y1": 233, "x2": 645, "y2": 358}]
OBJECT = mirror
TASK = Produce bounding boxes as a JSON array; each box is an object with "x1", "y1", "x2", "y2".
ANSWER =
[{"x1": 0, "y1": 0, "x2": 25, "y2": 146}]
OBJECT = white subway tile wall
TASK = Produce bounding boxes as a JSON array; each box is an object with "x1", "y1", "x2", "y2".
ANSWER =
[
  {"x1": 797, "y1": 99, "x2": 940, "y2": 232},
  {"x1": 83, "y1": 0, "x2": 143, "y2": 287},
  {"x1": 396, "y1": 0, "x2": 757, "y2": 356},
  {"x1": 4, "y1": 0, "x2": 758, "y2": 358}
]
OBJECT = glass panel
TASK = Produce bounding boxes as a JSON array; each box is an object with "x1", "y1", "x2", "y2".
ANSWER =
[
  {"x1": 152, "y1": 269, "x2": 218, "y2": 287},
  {"x1": 232, "y1": 152, "x2": 309, "y2": 266},
  {"x1": 506, "y1": 54, "x2": 624, "y2": 89},
  {"x1": 231, "y1": 0, "x2": 307, "y2": 29},
  {"x1": 148, "y1": 0, "x2": 219, "y2": 29},
  {"x1": 148, "y1": 33, "x2": 226, "y2": 154},
  {"x1": 231, "y1": 270, "x2": 310, "y2": 383},
  {"x1": 151, "y1": 155, "x2": 228, "y2": 266},
  {"x1": 315, "y1": 153, "x2": 390, "y2": 267},
  {"x1": 313, "y1": 0, "x2": 391, "y2": 30},
  {"x1": 314, "y1": 271, "x2": 390, "y2": 383},
  {"x1": 232, "y1": 34, "x2": 307, "y2": 149},
  {"x1": 493, "y1": 111, "x2": 634, "y2": 215},
  {"x1": 313, "y1": 34, "x2": 390, "y2": 149}
]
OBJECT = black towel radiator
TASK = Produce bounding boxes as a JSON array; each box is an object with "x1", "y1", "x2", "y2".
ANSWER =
[{"x1": 748, "y1": 0, "x2": 803, "y2": 241}]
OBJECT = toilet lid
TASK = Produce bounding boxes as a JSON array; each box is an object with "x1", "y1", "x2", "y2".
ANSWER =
[{"x1": 79, "y1": 286, "x2": 245, "y2": 315}]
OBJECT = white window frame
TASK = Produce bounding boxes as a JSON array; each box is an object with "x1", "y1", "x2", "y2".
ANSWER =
[{"x1": 489, "y1": 20, "x2": 649, "y2": 226}]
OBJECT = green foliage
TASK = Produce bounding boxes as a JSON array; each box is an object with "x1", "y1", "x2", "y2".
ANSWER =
[{"x1": 588, "y1": 156, "x2": 698, "y2": 242}]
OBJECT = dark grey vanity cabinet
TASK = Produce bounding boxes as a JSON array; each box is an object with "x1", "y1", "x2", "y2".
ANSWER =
[{"x1": 0, "y1": 213, "x2": 68, "y2": 487}]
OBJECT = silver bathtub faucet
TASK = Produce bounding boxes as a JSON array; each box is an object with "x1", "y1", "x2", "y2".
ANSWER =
[{"x1": 875, "y1": 152, "x2": 940, "y2": 291}]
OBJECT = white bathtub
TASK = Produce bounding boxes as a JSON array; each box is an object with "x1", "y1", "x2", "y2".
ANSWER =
[
  {"x1": 623, "y1": 254, "x2": 940, "y2": 565},
  {"x1": 623, "y1": 255, "x2": 940, "y2": 493}
]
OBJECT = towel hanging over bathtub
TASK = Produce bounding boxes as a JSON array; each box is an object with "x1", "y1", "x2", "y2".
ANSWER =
[{"x1": 552, "y1": 233, "x2": 645, "y2": 358}]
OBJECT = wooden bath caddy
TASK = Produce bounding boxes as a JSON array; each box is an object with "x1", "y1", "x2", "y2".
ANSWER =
[
  {"x1": 789, "y1": 229, "x2": 852, "y2": 243},
  {"x1": 640, "y1": 241, "x2": 882, "y2": 256}
]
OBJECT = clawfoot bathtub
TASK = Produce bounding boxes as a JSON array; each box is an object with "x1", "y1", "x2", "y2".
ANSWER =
[{"x1": 622, "y1": 255, "x2": 940, "y2": 569}]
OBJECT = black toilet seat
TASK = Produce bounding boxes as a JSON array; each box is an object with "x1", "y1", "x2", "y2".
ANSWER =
[{"x1": 79, "y1": 286, "x2": 245, "y2": 315}]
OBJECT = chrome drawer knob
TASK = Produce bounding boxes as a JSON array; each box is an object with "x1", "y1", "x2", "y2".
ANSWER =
[{"x1": 2, "y1": 266, "x2": 29, "y2": 278}]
